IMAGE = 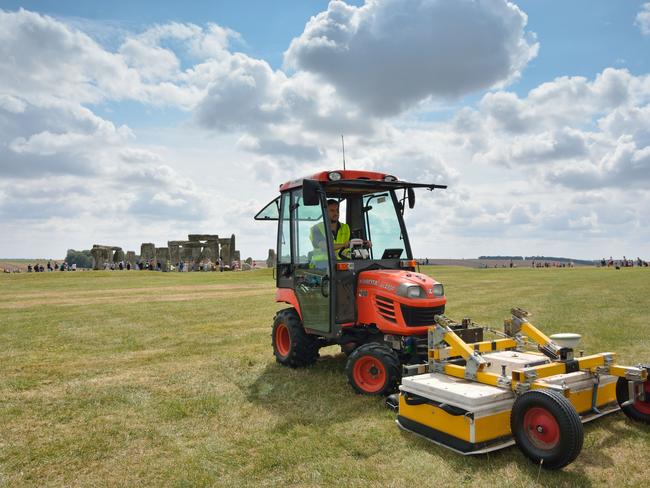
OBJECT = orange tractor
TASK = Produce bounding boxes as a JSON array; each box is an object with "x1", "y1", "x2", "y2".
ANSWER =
[
  {"x1": 255, "y1": 170, "x2": 650, "y2": 469},
  {"x1": 255, "y1": 170, "x2": 468, "y2": 394}
]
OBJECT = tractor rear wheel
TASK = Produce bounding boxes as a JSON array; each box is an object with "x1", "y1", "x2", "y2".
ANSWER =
[
  {"x1": 346, "y1": 343, "x2": 400, "y2": 395},
  {"x1": 272, "y1": 308, "x2": 319, "y2": 368},
  {"x1": 616, "y1": 366, "x2": 650, "y2": 424},
  {"x1": 510, "y1": 389, "x2": 583, "y2": 470}
]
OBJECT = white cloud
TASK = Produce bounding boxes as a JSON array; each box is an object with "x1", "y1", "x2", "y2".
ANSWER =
[
  {"x1": 636, "y1": 3, "x2": 650, "y2": 35},
  {"x1": 441, "y1": 69, "x2": 650, "y2": 191},
  {"x1": 0, "y1": 6, "x2": 648, "y2": 261},
  {"x1": 284, "y1": 0, "x2": 538, "y2": 116}
]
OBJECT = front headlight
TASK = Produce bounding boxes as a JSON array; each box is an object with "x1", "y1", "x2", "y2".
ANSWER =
[
  {"x1": 397, "y1": 284, "x2": 426, "y2": 298},
  {"x1": 433, "y1": 284, "x2": 444, "y2": 297}
]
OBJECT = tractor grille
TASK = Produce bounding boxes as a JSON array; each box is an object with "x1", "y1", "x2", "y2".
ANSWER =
[
  {"x1": 400, "y1": 304, "x2": 446, "y2": 327},
  {"x1": 375, "y1": 295, "x2": 396, "y2": 323}
]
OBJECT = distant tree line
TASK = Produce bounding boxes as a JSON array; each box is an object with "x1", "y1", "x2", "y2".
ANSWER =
[
  {"x1": 479, "y1": 255, "x2": 596, "y2": 266},
  {"x1": 479, "y1": 256, "x2": 524, "y2": 260},
  {"x1": 65, "y1": 249, "x2": 92, "y2": 268}
]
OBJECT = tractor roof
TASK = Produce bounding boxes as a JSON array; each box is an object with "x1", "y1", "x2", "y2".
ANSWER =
[
  {"x1": 278, "y1": 170, "x2": 446, "y2": 193},
  {"x1": 255, "y1": 170, "x2": 446, "y2": 221},
  {"x1": 279, "y1": 170, "x2": 387, "y2": 191}
]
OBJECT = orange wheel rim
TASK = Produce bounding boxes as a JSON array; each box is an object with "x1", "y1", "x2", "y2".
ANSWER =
[
  {"x1": 352, "y1": 356, "x2": 386, "y2": 393},
  {"x1": 275, "y1": 324, "x2": 290, "y2": 357}
]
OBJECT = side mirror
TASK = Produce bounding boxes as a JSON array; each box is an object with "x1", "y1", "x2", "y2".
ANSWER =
[
  {"x1": 302, "y1": 179, "x2": 321, "y2": 206},
  {"x1": 407, "y1": 187, "x2": 416, "y2": 209}
]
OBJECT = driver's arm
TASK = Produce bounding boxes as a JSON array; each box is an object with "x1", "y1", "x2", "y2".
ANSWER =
[{"x1": 332, "y1": 241, "x2": 350, "y2": 250}]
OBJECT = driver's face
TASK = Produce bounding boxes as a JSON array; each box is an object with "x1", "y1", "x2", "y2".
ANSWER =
[{"x1": 327, "y1": 203, "x2": 339, "y2": 223}]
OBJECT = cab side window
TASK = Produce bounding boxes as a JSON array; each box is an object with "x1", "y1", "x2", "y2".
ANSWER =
[
  {"x1": 278, "y1": 192, "x2": 291, "y2": 264},
  {"x1": 293, "y1": 191, "x2": 327, "y2": 268}
]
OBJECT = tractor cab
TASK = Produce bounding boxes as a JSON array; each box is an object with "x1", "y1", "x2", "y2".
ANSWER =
[
  {"x1": 256, "y1": 170, "x2": 445, "y2": 334},
  {"x1": 256, "y1": 170, "x2": 449, "y2": 394}
]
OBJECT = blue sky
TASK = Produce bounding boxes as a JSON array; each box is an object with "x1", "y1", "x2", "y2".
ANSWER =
[{"x1": 1, "y1": 1, "x2": 649, "y2": 260}]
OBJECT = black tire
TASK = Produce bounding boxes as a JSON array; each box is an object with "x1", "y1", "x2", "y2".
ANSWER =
[
  {"x1": 271, "y1": 308, "x2": 319, "y2": 368},
  {"x1": 616, "y1": 365, "x2": 650, "y2": 424},
  {"x1": 510, "y1": 389, "x2": 583, "y2": 470},
  {"x1": 345, "y1": 342, "x2": 401, "y2": 395}
]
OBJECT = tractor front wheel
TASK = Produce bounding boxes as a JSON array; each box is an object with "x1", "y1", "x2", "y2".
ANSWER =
[
  {"x1": 346, "y1": 343, "x2": 400, "y2": 395},
  {"x1": 272, "y1": 308, "x2": 319, "y2": 368},
  {"x1": 510, "y1": 389, "x2": 583, "y2": 470},
  {"x1": 616, "y1": 366, "x2": 650, "y2": 424}
]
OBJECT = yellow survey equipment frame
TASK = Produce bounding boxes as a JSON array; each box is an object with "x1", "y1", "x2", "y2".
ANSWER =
[{"x1": 428, "y1": 308, "x2": 648, "y2": 395}]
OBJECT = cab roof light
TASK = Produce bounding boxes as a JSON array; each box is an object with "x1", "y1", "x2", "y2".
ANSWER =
[
  {"x1": 328, "y1": 171, "x2": 342, "y2": 181},
  {"x1": 384, "y1": 175, "x2": 398, "y2": 182}
]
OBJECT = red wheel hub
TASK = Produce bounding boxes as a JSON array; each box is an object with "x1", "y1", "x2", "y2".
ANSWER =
[
  {"x1": 523, "y1": 407, "x2": 560, "y2": 450},
  {"x1": 275, "y1": 323, "x2": 291, "y2": 358},
  {"x1": 352, "y1": 356, "x2": 386, "y2": 393},
  {"x1": 634, "y1": 381, "x2": 650, "y2": 415}
]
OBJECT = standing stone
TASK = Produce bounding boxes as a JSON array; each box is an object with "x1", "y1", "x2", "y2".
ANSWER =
[
  {"x1": 126, "y1": 251, "x2": 136, "y2": 267},
  {"x1": 266, "y1": 249, "x2": 276, "y2": 268},
  {"x1": 91, "y1": 245, "x2": 106, "y2": 270},
  {"x1": 220, "y1": 242, "x2": 230, "y2": 264},
  {"x1": 141, "y1": 243, "x2": 156, "y2": 267},
  {"x1": 157, "y1": 247, "x2": 171, "y2": 271},
  {"x1": 229, "y1": 234, "x2": 236, "y2": 264}
]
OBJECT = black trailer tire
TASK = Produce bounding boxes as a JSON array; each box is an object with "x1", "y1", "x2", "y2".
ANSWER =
[
  {"x1": 271, "y1": 308, "x2": 319, "y2": 368},
  {"x1": 346, "y1": 343, "x2": 401, "y2": 395},
  {"x1": 510, "y1": 389, "x2": 583, "y2": 470},
  {"x1": 616, "y1": 365, "x2": 650, "y2": 424}
]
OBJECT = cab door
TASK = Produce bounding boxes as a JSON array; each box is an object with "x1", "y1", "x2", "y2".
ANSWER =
[{"x1": 291, "y1": 190, "x2": 332, "y2": 333}]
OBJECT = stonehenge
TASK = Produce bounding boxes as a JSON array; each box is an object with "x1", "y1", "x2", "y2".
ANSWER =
[{"x1": 92, "y1": 233, "x2": 242, "y2": 271}]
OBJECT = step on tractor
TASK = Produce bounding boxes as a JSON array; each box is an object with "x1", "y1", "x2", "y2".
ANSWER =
[{"x1": 255, "y1": 170, "x2": 448, "y2": 394}]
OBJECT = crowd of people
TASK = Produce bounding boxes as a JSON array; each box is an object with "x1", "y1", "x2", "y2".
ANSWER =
[
  {"x1": 99, "y1": 257, "x2": 253, "y2": 272},
  {"x1": 26, "y1": 261, "x2": 76, "y2": 272},
  {"x1": 600, "y1": 256, "x2": 648, "y2": 268}
]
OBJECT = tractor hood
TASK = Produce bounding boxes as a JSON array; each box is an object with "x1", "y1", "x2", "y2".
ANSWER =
[{"x1": 357, "y1": 269, "x2": 443, "y2": 299}]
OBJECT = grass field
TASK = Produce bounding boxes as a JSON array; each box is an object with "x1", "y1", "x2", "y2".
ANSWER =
[{"x1": 1, "y1": 266, "x2": 649, "y2": 487}]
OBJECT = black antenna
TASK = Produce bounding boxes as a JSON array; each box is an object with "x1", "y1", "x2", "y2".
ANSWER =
[{"x1": 341, "y1": 135, "x2": 346, "y2": 170}]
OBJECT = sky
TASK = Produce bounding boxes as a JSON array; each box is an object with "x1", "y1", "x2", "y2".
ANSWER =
[{"x1": 1, "y1": 0, "x2": 649, "y2": 261}]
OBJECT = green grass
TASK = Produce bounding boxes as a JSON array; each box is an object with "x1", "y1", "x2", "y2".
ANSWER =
[{"x1": 0, "y1": 267, "x2": 649, "y2": 487}]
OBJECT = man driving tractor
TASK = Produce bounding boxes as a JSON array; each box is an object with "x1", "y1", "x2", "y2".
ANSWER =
[{"x1": 310, "y1": 199, "x2": 370, "y2": 262}]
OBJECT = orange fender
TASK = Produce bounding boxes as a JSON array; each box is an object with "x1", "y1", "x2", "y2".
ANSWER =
[{"x1": 276, "y1": 288, "x2": 302, "y2": 319}]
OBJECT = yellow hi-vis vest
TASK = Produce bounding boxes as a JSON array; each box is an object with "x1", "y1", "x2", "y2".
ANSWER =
[{"x1": 310, "y1": 222, "x2": 351, "y2": 261}]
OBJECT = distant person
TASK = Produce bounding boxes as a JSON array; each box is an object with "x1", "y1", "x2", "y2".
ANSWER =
[
  {"x1": 219, "y1": 258, "x2": 224, "y2": 272},
  {"x1": 27, "y1": 264, "x2": 32, "y2": 272}
]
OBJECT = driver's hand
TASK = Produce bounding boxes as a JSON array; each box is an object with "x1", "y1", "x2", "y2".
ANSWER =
[{"x1": 363, "y1": 240, "x2": 372, "y2": 249}]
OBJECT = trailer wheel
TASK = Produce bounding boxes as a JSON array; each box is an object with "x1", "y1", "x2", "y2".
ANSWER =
[
  {"x1": 511, "y1": 389, "x2": 583, "y2": 470},
  {"x1": 346, "y1": 343, "x2": 400, "y2": 395},
  {"x1": 272, "y1": 308, "x2": 319, "y2": 368},
  {"x1": 616, "y1": 366, "x2": 650, "y2": 424}
]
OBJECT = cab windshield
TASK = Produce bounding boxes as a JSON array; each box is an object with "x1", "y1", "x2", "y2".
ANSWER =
[{"x1": 362, "y1": 191, "x2": 407, "y2": 260}]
